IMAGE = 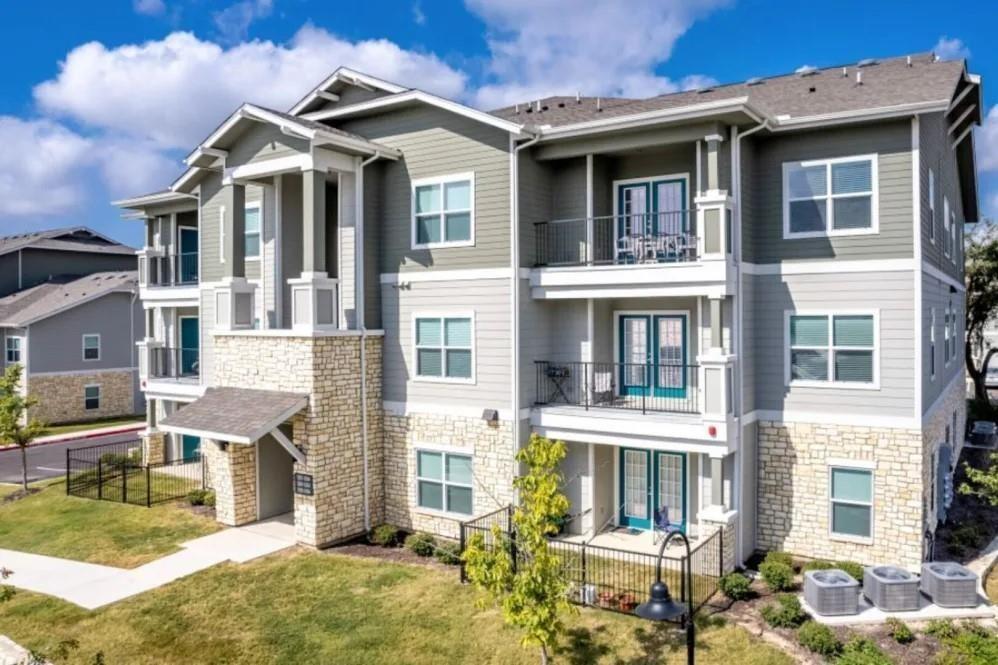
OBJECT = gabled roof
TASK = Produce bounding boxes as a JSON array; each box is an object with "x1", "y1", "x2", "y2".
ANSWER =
[
  {"x1": 0, "y1": 227, "x2": 135, "y2": 258},
  {"x1": 159, "y1": 387, "x2": 308, "y2": 444},
  {"x1": 0, "y1": 271, "x2": 137, "y2": 327},
  {"x1": 289, "y1": 67, "x2": 408, "y2": 116}
]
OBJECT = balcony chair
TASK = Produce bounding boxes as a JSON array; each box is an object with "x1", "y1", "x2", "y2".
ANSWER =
[
  {"x1": 652, "y1": 506, "x2": 682, "y2": 545},
  {"x1": 615, "y1": 236, "x2": 637, "y2": 264}
]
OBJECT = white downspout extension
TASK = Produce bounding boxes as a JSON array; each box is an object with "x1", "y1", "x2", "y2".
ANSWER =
[
  {"x1": 733, "y1": 117, "x2": 768, "y2": 565},
  {"x1": 510, "y1": 133, "x2": 540, "y2": 463},
  {"x1": 357, "y1": 151, "x2": 381, "y2": 532}
]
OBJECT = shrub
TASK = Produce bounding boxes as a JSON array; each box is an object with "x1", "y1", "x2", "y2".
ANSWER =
[
  {"x1": 434, "y1": 541, "x2": 462, "y2": 565},
  {"x1": 835, "y1": 637, "x2": 892, "y2": 665},
  {"x1": 404, "y1": 532, "x2": 436, "y2": 557},
  {"x1": 926, "y1": 619, "x2": 958, "y2": 640},
  {"x1": 718, "y1": 572, "x2": 752, "y2": 601},
  {"x1": 798, "y1": 621, "x2": 841, "y2": 657},
  {"x1": 368, "y1": 524, "x2": 401, "y2": 547},
  {"x1": 186, "y1": 489, "x2": 211, "y2": 506},
  {"x1": 203, "y1": 491, "x2": 216, "y2": 508},
  {"x1": 938, "y1": 625, "x2": 998, "y2": 664},
  {"x1": 759, "y1": 560, "x2": 795, "y2": 591},
  {"x1": 950, "y1": 524, "x2": 988, "y2": 551},
  {"x1": 801, "y1": 559, "x2": 835, "y2": 573},
  {"x1": 763, "y1": 551, "x2": 794, "y2": 568},
  {"x1": 760, "y1": 594, "x2": 807, "y2": 629},
  {"x1": 834, "y1": 561, "x2": 864, "y2": 582},
  {"x1": 886, "y1": 617, "x2": 914, "y2": 644}
]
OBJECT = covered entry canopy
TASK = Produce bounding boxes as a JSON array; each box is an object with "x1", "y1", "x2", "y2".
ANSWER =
[{"x1": 160, "y1": 387, "x2": 307, "y2": 446}]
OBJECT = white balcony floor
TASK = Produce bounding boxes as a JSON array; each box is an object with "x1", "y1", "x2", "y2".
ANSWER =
[{"x1": 552, "y1": 528, "x2": 698, "y2": 559}]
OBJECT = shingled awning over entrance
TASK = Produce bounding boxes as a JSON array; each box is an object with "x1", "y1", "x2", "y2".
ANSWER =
[{"x1": 160, "y1": 387, "x2": 308, "y2": 445}]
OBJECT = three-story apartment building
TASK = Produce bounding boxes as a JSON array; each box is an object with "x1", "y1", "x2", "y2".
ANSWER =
[{"x1": 117, "y1": 53, "x2": 981, "y2": 570}]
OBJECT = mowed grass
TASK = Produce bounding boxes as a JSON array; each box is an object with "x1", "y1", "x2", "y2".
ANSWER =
[
  {"x1": 0, "y1": 549, "x2": 793, "y2": 665},
  {"x1": 38, "y1": 416, "x2": 144, "y2": 439},
  {"x1": 0, "y1": 479, "x2": 220, "y2": 567}
]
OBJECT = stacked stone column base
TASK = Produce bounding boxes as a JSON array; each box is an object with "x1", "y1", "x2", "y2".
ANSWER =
[
  {"x1": 202, "y1": 439, "x2": 257, "y2": 526},
  {"x1": 699, "y1": 510, "x2": 738, "y2": 573},
  {"x1": 141, "y1": 431, "x2": 166, "y2": 466}
]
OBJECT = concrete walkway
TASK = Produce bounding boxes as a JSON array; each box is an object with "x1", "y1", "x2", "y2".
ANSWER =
[{"x1": 0, "y1": 514, "x2": 295, "y2": 610}]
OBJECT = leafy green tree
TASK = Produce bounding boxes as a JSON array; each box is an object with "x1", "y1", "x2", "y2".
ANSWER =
[
  {"x1": 0, "y1": 364, "x2": 45, "y2": 491},
  {"x1": 463, "y1": 434, "x2": 573, "y2": 665},
  {"x1": 965, "y1": 222, "x2": 998, "y2": 404},
  {"x1": 960, "y1": 452, "x2": 998, "y2": 506}
]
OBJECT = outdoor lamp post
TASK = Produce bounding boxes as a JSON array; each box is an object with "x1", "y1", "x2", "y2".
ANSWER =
[{"x1": 635, "y1": 530, "x2": 695, "y2": 665}]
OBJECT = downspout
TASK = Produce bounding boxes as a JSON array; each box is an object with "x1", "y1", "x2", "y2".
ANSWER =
[
  {"x1": 510, "y1": 131, "x2": 539, "y2": 462},
  {"x1": 733, "y1": 117, "x2": 767, "y2": 565},
  {"x1": 357, "y1": 150, "x2": 382, "y2": 533}
]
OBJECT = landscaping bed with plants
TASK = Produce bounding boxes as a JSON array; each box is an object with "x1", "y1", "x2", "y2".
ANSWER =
[
  {"x1": 332, "y1": 523, "x2": 464, "y2": 569},
  {"x1": 934, "y1": 446, "x2": 998, "y2": 562},
  {"x1": 713, "y1": 551, "x2": 998, "y2": 664}
]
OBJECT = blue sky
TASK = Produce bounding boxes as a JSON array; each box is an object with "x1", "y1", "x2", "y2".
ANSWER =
[{"x1": 0, "y1": 0, "x2": 995, "y2": 247}]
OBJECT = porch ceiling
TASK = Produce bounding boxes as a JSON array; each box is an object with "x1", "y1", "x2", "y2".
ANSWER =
[{"x1": 159, "y1": 387, "x2": 307, "y2": 444}]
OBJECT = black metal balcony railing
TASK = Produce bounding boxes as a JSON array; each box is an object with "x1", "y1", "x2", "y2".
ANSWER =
[
  {"x1": 534, "y1": 361, "x2": 699, "y2": 414},
  {"x1": 534, "y1": 211, "x2": 697, "y2": 267},
  {"x1": 149, "y1": 347, "x2": 200, "y2": 381},
  {"x1": 147, "y1": 252, "x2": 199, "y2": 286}
]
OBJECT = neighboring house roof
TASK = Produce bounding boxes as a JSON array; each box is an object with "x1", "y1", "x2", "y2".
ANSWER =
[
  {"x1": 0, "y1": 227, "x2": 135, "y2": 258},
  {"x1": 488, "y1": 53, "x2": 974, "y2": 130},
  {"x1": 159, "y1": 387, "x2": 308, "y2": 444},
  {"x1": 0, "y1": 271, "x2": 137, "y2": 327}
]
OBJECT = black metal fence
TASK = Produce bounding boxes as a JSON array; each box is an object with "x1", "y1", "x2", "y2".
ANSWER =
[
  {"x1": 147, "y1": 252, "x2": 199, "y2": 286},
  {"x1": 460, "y1": 506, "x2": 723, "y2": 615},
  {"x1": 535, "y1": 361, "x2": 700, "y2": 414},
  {"x1": 66, "y1": 439, "x2": 206, "y2": 507},
  {"x1": 149, "y1": 346, "x2": 200, "y2": 381},
  {"x1": 534, "y1": 212, "x2": 697, "y2": 267}
]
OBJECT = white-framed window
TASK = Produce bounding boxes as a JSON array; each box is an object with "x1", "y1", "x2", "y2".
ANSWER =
[
  {"x1": 84, "y1": 384, "x2": 100, "y2": 411},
  {"x1": 950, "y1": 301, "x2": 959, "y2": 361},
  {"x1": 82, "y1": 334, "x2": 100, "y2": 361},
  {"x1": 219, "y1": 205, "x2": 226, "y2": 263},
  {"x1": 782, "y1": 155, "x2": 878, "y2": 238},
  {"x1": 951, "y1": 209, "x2": 958, "y2": 265},
  {"x1": 829, "y1": 464, "x2": 873, "y2": 540},
  {"x1": 943, "y1": 197, "x2": 951, "y2": 257},
  {"x1": 5, "y1": 336, "x2": 23, "y2": 364},
  {"x1": 929, "y1": 308, "x2": 936, "y2": 380},
  {"x1": 416, "y1": 447, "x2": 474, "y2": 516},
  {"x1": 245, "y1": 203, "x2": 261, "y2": 259},
  {"x1": 786, "y1": 312, "x2": 878, "y2": 387},
  {"x1": 411, "y1": 173, "x2": 474, "y2": 249},
  {"x1": 413, "y1": 314, "x2": 474, "y2": 382},
  {"x1": 944, "y1": 302, "x2": 952, "y2": 366},
  {"x1": 928, "y1": 168, "x2": 935, "y2": 243}
]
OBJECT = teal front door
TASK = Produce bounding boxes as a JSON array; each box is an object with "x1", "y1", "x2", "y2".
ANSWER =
[
  {"x1": 182, "y1": 435, "x2": 201, "y2": 461},
  {"x1": 178, "y1": 227, "x2": 198, "y2": 284},
  {"x1": 618, "y1": 314, "x2": 688, "y2": 398},
  {"x1": 179, "y1": 317, "x2": 199, "y2": 376},
  {"x1": 618, "y1": 448, "x2": 687, "y2": 532}
]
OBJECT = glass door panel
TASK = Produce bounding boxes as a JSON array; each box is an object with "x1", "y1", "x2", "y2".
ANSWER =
[
  {"x1": 620, "y1": 315, "x2": 650, "y2": 396},
  {"x1": 654, "y1": 315, "x2": 687, "y2": 398},
  {"x1": 655, "y1": 452, "x2": 686, "y2": 533},
  {"x1": 619, "y1": 448, "x2": 650, "y2": 528}
]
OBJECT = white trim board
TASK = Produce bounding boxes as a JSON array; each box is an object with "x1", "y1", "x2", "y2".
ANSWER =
[
  {"x1": 383, "y1": 400, "x2": 514, "y2": 421},
  {"x1": 380, "y1": 267, "x2": 512, "y2": 284},
  {"x1": 742, "y1": 259, "x2": 914, "y2": 275},
  {"x1": 742, "y1": 409, "x2": 918, "y2": 429},
  {"x1": 922, "y1": 261, "x2": 966, "y2": 293},
  {"x1": 31, "y1": 367, "x2": 137, "y2": 378}
]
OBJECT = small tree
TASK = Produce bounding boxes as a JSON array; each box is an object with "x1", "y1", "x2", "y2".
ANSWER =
[
  {"x1": 965, "y1": 221, "x2": 998, "y2": 404},
  {"x1": 0, "y1": 364, "x2": 45, "y2": 491},
  {"x1": 463, "y1": 434, "x2": 572, "y2": 665},
  {"x1": 959, "y1": 452, "x2": 998, "y2": 506}
]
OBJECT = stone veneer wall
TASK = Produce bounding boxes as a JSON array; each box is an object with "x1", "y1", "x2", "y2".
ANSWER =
[
  {"x1": 921, "y1": 373, "x2": 967, "y2": 533},
  {"x1": 757, "y1": 421, "x2": 924, "y2": 569},
  {"x1": 383, "y1": 412, "x2": 516, "y2": 540},
  {"x1": 212, "y1": 332, "x2": 383, "y2": 547},
  {"x1": 202, "y1": 438, "x2": 257, "y2": 525},
  {"x1": 28, "y1": 369, "x2": 136, "y2": 425},
  {"x1": 142, "y1": 431, "x2": 166, "y2": 466}
]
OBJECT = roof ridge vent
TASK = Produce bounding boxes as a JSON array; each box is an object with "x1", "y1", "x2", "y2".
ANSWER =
[
  {"x1": 856, "y1": 71, "x2": 863, "y2": 85},
  {"x1": 842, "y1": 67, "x2": 848, "y2": 77},
  {"x1": 796, "y1": 65, "x2": 818, "y2": 77},
  {"x1": 746, "y1": 77, "x2": 763, "y2": 86},
  {"x1": 857, "y1": 58, "x2": 879, "y2": 67}
]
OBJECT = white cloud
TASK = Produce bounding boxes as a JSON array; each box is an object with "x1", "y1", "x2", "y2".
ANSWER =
[
  {"x1": 466, "y1": 0, "x2": 727, "y2": 109},
  {"x1": 214, "y1": 0, "x2": 273, "y2": 44},
  {"x1": 978, "y1": 106, "x2": 998, "y2": 173},
  {"x1": 133, "y1": 0, "x2": 166, "y2": 16},
  {"x1": 0, "y1": 117, "x2": 93, "y2": 216},
  {"x1": 412, "y1": 2, "x2": 426, "y2": 25},
  {"x1": 33, "y1": 26, "x2": 467, "y2": 150},
  {"x1": 934, "y1": 36, "x2": 971, "y2": 62}
]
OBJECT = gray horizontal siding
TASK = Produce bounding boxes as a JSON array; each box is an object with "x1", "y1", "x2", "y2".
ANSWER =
[
  {"x1": 338, "y1": 106, "x2": 512, "y2": 274},
  {"x1": 745, "y1": 120, "x2": 914, "y2": 263},
  {"x1": 748, "y1": 271, "x2": 915, "y2": 418},
  {"x1": 381, "y1": 277, "x2": 512, "y2": 409},
  {"x1": 226, "y1": 123, "x2": 309, "y2": 167},
  {"x1": 922, "y1": 271, "x2": 964, "y2": 411},
  {"x1": 199, "y1": 173, "x2": 264, "y2": 283},
  {"x1": 920, "y1": 112, "x2": 965, "y2": 281}
]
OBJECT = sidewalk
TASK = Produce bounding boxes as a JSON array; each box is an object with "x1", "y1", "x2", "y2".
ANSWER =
[
  {"x1": 0, "y1": 422, "x2": 144, "y2": 452},
  {"x1": 0, "y1": 514, "x2": 295, "y2": 610}
]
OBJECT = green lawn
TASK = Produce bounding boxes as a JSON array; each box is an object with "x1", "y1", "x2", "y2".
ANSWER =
[
  {"x1": 38, "y1": 416, "x2": 143, "y2": 439},
  {"x1": 0, "y1": 549, "x2": 793, "y2": 665},
  {"x1": 0, "y1": 480, "x2": 220, "y2": 567}
]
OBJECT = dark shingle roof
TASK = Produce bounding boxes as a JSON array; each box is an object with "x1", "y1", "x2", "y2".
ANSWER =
[
  {"x1": 489, "y1": 54, "x2": 966, "y2": 128},
  {"x1": 0, "y1": 227, "x2": 135, "y2": 258},
  {"x1": 159, "y1": 387, "x2": 308, "y2": 443},
  {"x1": 0, "y1": 271, "x2": 137, "y2": 327}
]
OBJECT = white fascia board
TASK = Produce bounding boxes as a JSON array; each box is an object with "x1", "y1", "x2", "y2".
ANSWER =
[
  {"x1": 301, "y1": 90, "x2": 529, "y2": 136},
  {"x1": 770, "y1": 99, "x2": 951, "y2": 131},
  {"x1": 113, "y1": 191, "x2": 197, "y2": 208},
  {"x1": 535, "y1": 98, "x2": 758, "y2": 141},
  {"x1": 289, "y1": 67, "x2": 407, "y2": 115}
]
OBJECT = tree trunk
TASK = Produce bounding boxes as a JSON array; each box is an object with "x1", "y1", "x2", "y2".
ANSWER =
[
  {"x1": 968, "y1": 345, "x2": 998, "y2": 405},
  {"x1": 539, "y1": 644, "x2": 548, "y2": 665},
  {"x1": 19, "y1": 443, "x2": 28, "y2": 492}
]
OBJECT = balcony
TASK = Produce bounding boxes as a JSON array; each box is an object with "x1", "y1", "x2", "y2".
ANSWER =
[
  {"x1": 535, "y1": 360, "x2": 699, "y2": 415},
  {"x1": 148, "y1": 346, "x2": 200, "y2": 382},
  {"x1": 138, "y1": 250, "x2": 200, "y2": 305}
]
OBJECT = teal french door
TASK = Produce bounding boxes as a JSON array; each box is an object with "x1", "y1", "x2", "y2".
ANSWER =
[
  {"x1": 182, "y1": 435, "x2": 201, "y2": 461},
  {"x1": 179, "y1": 317, "x2": 199, "y2": 376},
  {"x1": 616, "y1": 179, "x2": 688, "y2": 238},
  {"x1": 618, "y1": 448, "x2": 687, "y2": 532},
  {"x1": 178, "y1": 227, "x2": 198, "y2": 284},
  {"x1": 618, "y1": 314, "x2": 688, "y2": 398}
]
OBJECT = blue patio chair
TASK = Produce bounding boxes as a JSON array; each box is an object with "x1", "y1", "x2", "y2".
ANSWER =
[{"x1": 653, "y1": 506, "x2": 681, "y2": 544}]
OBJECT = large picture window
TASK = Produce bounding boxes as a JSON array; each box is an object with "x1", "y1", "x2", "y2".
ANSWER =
[
  {"x1": 783, "y1": 155, "x2": 877, "y2": 237},
  {"x1": 412, "y1": 173, "x2": 474, "y2": 248},
  {"x1": 788, "y1": 313, "x2": 876, "y2": 386},
  {"x1": 416, "y1": 449, "x2": 473, "y2": 515},
  {"x1": 414, "y1": 315, "x2": 473, "y2": 381},
  {"x1": 830, "y1": 466, "x2": 873, "y2": 539}
]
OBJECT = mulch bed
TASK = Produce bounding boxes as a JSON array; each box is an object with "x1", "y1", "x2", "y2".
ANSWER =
[
  {"x1": 1, "y1": 487, "x2": 40, "y2": 504},
  {"x1": 933, "y1": 446, "x2": 998, "y2": 562},
  {"x1": 324, "y1": 539, "x2": 458, "y2": 572}
]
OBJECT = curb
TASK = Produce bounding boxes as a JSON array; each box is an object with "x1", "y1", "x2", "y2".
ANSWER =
[{"x1": 0, "y1": 424, "x2": 145, "y2": 452}]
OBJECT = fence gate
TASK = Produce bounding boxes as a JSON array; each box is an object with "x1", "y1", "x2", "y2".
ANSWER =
[{"x1": 65, "y1": 439, "x2": 206, "y2": 507}]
